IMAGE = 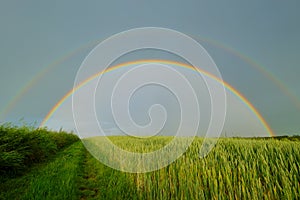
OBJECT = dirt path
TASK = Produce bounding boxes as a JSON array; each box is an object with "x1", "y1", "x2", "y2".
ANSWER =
[
  {"x1": 77, "y1": 149, "x2": 140, "y2": 200},
  {"x1": 78, "y1": 150, "x2": 100, "y2": 199}
]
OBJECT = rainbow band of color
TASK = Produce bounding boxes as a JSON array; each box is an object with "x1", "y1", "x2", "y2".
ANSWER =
[
  {"x1": 40, "y1": 59, "x2": 274, "y2": 137},
  {"x1": 3, "y1": 36, "x2": 299, "y2": 121}
]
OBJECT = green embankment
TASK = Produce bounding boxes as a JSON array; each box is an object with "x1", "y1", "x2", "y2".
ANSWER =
[
  {"x1": 0, "y1": 142, "x2": 84, "y2": 200},
  {"x1": 0, "y1": 124, "x2": 78, "y2": 176}
]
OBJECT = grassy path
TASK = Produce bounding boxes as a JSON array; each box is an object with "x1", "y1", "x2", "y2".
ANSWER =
[
  {"x1": 0, "y1": 142, "x2": 85, "y2": 200},
  {"x1": 0, "y1": 141, "x2": 139, "y2": 200},
  {"x1": 77, "y1": 148, "x2": 139, "y2": 199}
]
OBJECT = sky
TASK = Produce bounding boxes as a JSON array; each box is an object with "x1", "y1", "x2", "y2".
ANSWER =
[{"x1": 0, "y1": 0, "x2": 299, "y2": 136}]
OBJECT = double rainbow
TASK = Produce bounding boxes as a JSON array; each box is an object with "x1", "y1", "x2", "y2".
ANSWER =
[{"x1": 40, "y1": 59, "x2": 275, "y2": 137}]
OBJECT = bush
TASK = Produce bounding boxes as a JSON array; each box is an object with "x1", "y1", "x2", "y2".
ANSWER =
[
  {"x1": 0, "y1": 124, "x2": 79, "y2": 176},
  {"x1": 48, "y1": 131, "x2": 79, "y2": 150}
]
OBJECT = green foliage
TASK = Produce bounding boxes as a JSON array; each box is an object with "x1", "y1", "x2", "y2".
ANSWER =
[
  {"x1": 84, "y1": 136, "x2": 300, "y2": 199},
  {"x1": 77, "y1": 150, "x2": 139, "y2": 200},
  {"x1": 0, "y1": 124, "x2": 79, "y2": 176},
  {"x1": 47, "y1": 130, "x2": 79, "y2": 150},
  {"x1": 0, "y1": 134, "x2": 299, "y2": 199},
  {"x1": 0, "y1": 142, "x2": 84, "y2": 200}
]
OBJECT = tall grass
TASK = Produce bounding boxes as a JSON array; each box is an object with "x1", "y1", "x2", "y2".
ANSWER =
[
  {"x1": 1, "y1": 129, "x2": 299, "y2": 199},
  {"x1": 85, "y1": 137, "x2": 300, "y2": 199},
  {"x1": 77, "y1": 149, "x2": 139, "y2": 199},
  {"x1": 0, "y1": 124, "x2": 79, "y2": 176},
  {"x1": 0, "y1": 142, "x2": 84, "y2": 200}
]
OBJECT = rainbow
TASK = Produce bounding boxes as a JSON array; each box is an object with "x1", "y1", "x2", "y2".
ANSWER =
[
  {"x1": 195, "y1": 36, "x2": 300, "y2": 111},
  {"x1": 40, "y1": 59, "x2": 275, "y2": 137},
  {"x1": 2, "y1": 34, "x2": 298, "y2": 126},
  {"x1": 0, "y1": 38, "x2": 103, "y2": 120}
]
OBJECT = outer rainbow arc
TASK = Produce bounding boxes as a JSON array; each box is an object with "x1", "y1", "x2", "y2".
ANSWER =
[
  {"x1": 192, "y1": 35, "x2": 300, "y2": 111},
  {"x1": 3, "y1": 35, "x2": 299, "y2": 122},
  {"x1": 0, "y1": 38, "x2": 104, "y2": 120},
  {"x1": 40, "y1": 59, "x2": 274, "y2": 137}
]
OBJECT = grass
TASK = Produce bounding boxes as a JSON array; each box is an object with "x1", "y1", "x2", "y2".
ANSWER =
[
  {"x1": 0, "y1": 124, "x2": 79, "y2": 176},
  {"x1": 84, "y1": 137, "x2": 300, "y2": 199},
  {"x1": 0, "y1": 142, "x2": 84, "y2": 200},
  {"x1": 0, "y1": 125, "x2": 299, "y2": 199},
  {"x1": 77, "y1": 149, "x2": 139, "y2": 200}
]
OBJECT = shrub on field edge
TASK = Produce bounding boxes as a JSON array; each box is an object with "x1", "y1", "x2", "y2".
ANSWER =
[{"x1": 0, "y1": 124, "x2": 79, "y2": 176}]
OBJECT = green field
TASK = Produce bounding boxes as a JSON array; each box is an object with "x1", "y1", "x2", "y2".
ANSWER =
[{"x1": 1, "y1": 125, "x2": 299, "y2": 199}]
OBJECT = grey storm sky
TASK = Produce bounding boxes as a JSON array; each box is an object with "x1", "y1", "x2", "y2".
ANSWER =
[{"x1": 0, "y1": 0, "x2": 299, "y2": 135}]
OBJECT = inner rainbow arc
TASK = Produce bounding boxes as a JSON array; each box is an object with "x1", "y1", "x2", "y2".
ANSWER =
[{"x1": 40, "y1": 59, "x2": 274, "y2": 137}]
